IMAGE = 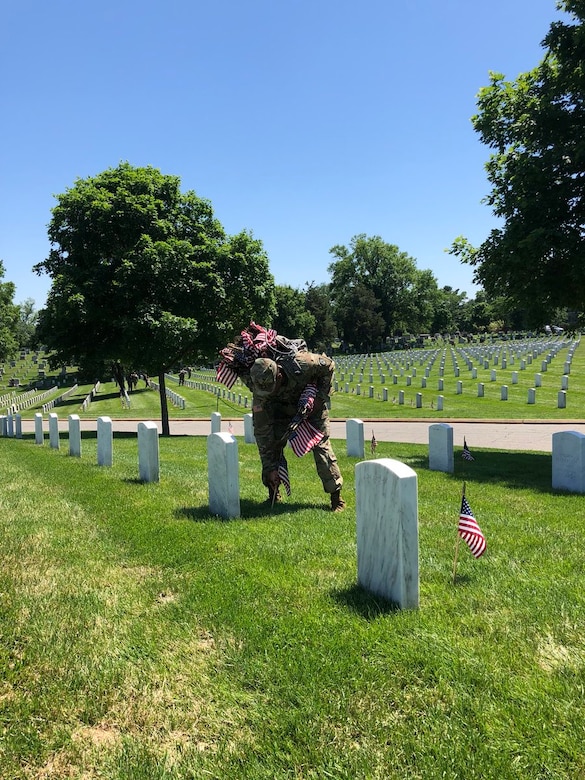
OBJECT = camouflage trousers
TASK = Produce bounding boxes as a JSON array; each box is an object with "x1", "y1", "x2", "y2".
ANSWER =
[{"x1": 257, "y1": 410, "x2": 343, "y2": 494}]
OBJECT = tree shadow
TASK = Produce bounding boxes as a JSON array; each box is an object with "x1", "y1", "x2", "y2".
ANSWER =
[
  {"x1": 449, "y1": 449, "x2": 554, "y2": 493},
  {"x1": 331, "y1": 583, "x2": 400, "y2": 619}
]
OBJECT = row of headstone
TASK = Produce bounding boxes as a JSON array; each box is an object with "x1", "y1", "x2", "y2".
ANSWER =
[{"x1": 32, "y1": 413, "x2": 161, "y2": 482}]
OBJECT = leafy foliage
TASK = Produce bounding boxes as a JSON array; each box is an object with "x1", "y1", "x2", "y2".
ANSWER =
[
  {"x1": 0, "y1": 260, "x2": 19, "y2": 361},
  {"x1": 34, "y1": 164, "x2": 276, "y2": 429},
  {"x1": 450, "y1": 1, "x2": 585, "y2": 324}
]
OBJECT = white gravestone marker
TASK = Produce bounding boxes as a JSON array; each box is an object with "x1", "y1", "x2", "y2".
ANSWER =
[
  {"x1": 428, "y1": 423, "x2": 453, "y2": 473},
  {"x1": 346, "y1": 418, "x2": 365, "y2": 458},
  {"x1": 355, "y1": 458, "x2": 419, "y2": 609},
  {"x1": 68, "y1": 414, "x2": 81, "y2": 457},
  {"x1": 207, "y1": 432, "x2": 240, "y2": 519},
  {"x1": 552, "y1": 431, "x2": 585, "y2": 493},
  {"x1": 138, "y1": 421, "x2": 160, "y2": 482},
  {"x1": 97, "y1": 416, "x2": 113, "y2": 467}
]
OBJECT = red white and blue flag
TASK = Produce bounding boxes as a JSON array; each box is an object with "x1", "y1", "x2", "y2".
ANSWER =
[
  {"x1": 289, "y1": 419, "x2": 324, "y2": 457},
  {"x1": 216, "y1": 361, "x2": 238, "y2": 389},
  {"x1": 458, "y1": 495, "x2": 486, "y2": 558}
]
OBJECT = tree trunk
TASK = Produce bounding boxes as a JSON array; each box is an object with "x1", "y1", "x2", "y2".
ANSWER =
[{"x1": 158, "y1": 371, "x2": 170, "y2": 437}]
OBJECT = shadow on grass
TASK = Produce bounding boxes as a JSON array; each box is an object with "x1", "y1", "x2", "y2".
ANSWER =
[
  {"x1": 451, "y1": 449, "x2": 553, "y2": 493},
  {"x1": 331, "y1": 583, "x2": 400, "y2": 619},
  {"x1": 175, "y1": 498, "x2": 328, "y2": 523}
]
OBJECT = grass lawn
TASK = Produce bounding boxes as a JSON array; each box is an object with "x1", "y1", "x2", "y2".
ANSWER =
[{"x1": 1, "y1": 433, "x2": 584, "y2": 778}]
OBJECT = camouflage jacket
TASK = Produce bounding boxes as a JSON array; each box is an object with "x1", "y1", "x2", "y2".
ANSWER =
[{"x1": 251, "y1": 352, "x2": 336, "y2": 468}]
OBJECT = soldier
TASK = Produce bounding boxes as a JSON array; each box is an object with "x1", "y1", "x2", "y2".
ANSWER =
[{"x1": 248, "y1": 352, "x2": 345, "y2": 512}]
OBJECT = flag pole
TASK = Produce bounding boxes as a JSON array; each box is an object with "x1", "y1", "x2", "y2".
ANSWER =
[{"x1": 452, "y1": 482, "x2": 466, "y2": 584}]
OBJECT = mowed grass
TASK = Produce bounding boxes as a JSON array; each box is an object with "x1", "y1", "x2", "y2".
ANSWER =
[{"x1": 1, "y1": 433, "x2": 584, "y2": 778}]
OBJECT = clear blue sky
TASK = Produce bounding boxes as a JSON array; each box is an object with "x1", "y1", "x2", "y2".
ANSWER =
[{"x1": 0, "y1": 0, "x2": 563, "y2": 309}]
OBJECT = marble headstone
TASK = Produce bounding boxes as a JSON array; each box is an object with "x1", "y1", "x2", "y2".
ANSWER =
[
  {"x1": 68, "y1": 414, "x2": 81, "y2": 457},
  {"x1": 428, "y1": 423, "x2": 453, "y2": 473},
  {"x1": 552, "y1": 431, "x2": 585, "y2": 493},
  {"x1": 355, "y1": 458, "x2": 419, "y2": 609},
  {"x1": 138, "y1": 421, "x2": 160, "y2": 482},
  {"x1": 346, "y1": 418, "x2": 365, "y2": 458},
  {"x1": 207, "y1": 432, "x2": 240, "y2": 519},
  {"x1": 97, "y1": 416, "x2": 113, "y2": 467}
]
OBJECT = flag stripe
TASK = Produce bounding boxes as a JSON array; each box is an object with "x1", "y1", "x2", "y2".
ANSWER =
[
  {"x1": 216, "y1": 362, "x2": 238, "y2": 389},
  {"x1": 458, "y1": 496, "x2": 486, "y2": 558},
  {"x1": 289, "y1": 419, "x2": 324, "y2": 457}
]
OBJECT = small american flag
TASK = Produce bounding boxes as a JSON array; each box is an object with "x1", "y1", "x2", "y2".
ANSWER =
[
  {"x1": 288, "y1": 419, "x2": 324, "y2": 457},
  {"x1": 278, "y1": 455, "x2": 291, "y2": 496},
  {"x1": 458, "y1": 495, "x2": 486, "y2": 558},
  {"x1": 216, "y1": 361, "x2": 238, "y2": 389},
  {"x1": 228, "y1": 421, "x2": 234, "y2": 435},
  {"x1": 371, "y1": 430, "x2": 377, "y2": 454},
  {"x1": 462, "y1": 438, "x2": 474, "y2": 461}
]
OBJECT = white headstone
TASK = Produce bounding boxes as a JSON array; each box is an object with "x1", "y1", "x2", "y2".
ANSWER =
[
  {"x1": 552, "y1": 431, "x2": 585, "y2": 493},
  {"x1": 211, "y1": 411, "x2": 221, "y2": 433},
  {"x1": 558, "y1": 390, "x2": 567, "y2": 409},
  {"x1": 97, "y1": 416, "x2": 113, "y2": 467},
  {"x1": 355, "y1": 458, "x2": 419, "y2": 609},
  {"x1": 501, "y1": 385, "x2": 508, "y2": 401},
  {"x1": 68, "y1": 414, "x2": 81, "y2": 457},
  {"x1": 207, "y1": 432, "x2": 240, "y2": 518},
  {"x1": 35, "y1": 413, "x2": 43, "y2": 445},
  {"x1": 15, "y1": 413, "x2": 22, "y2": 439},
  {"x1": 244, "y1": 413, "x2": 256, "y2": 443},
  {"x1": 428, "y1": 423, "x2": 454, "y2": 473},
  {"x1": 528, "y1": 388, "x2": 536, "y2": 404},
  {"x1": 49, "y1": 413, "x2": 60, "y2": 449},
  {"x1": 346, "y1": 418, "x2": 365, "y2": 458},
  {"x1": 138, "y1": 421, "x2": 160, "y2": 482}
]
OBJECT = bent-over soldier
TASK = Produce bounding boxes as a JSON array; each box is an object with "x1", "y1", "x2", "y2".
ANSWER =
[{"x1": 248, "y1": 352, "x2": 345, "y2": 512}]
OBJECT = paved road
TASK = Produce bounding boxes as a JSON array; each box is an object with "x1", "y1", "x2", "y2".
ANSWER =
[{"x1": 16, "y1": 417, "x2": 585, "y2": 452}]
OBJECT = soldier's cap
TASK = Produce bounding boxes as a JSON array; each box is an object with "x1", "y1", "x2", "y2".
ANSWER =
[{"x1": 250, "y1": 358, "x2": 278, "y2": 396}]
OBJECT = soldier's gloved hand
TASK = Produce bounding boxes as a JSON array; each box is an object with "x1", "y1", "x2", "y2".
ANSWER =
[{"x1": 267, "y1": 470, "x2": 280, "y2": 490}]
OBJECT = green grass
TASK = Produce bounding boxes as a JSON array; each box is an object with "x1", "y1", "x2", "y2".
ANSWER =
[{"x1": 1, "y1": 433, "x2": 584, "y2": 778}]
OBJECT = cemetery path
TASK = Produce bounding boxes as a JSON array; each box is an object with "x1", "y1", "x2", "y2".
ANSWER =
[{"x1": 16, "y1": 418, "x2": 585, "y2": 453}]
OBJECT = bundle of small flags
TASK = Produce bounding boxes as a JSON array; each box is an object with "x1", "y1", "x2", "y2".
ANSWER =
[
  {"x1": 458, "y1": 494, "x2": 486, "y2": 558},
  {"x1": 462, "y1": 438, "x2": 474, "y2": 461},
  {"x1": 216, "y1": 322, "x2": 278, "y2": 388}
]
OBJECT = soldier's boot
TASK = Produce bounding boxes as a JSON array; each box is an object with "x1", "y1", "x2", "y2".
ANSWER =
[{"x1": 330, "y1": 490, "x2": 346, "y2": 512}]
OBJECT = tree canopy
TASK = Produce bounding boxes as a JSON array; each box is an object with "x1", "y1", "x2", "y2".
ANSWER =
[
  {"x1": 0, "y1": 261, "x2": 19, "y2": 361},
  {"x1": 35, "y1": 163, "x2": 275, "y2": 433},
  {"x1": 450, "y1": 1, "x2": 585, "y2": 325}
]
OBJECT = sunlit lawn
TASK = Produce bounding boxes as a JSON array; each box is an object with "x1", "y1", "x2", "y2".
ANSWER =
[{"x1": 1, "y1": 432, "x2": 584, "y2": 778}]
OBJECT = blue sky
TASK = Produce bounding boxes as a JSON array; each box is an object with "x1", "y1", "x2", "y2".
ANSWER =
[{"x1": 1, "y1": 0, "x2": 564, "y2": 309}]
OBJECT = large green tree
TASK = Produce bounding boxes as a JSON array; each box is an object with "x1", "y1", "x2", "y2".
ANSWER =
[
  {"x1": 450, "y1": 1, "x2": 585, "y2": 325},
  {"x1": 303, "y1": 282, "x2": 337, "y2": 353},
  {"x1": 328, "y1": 234, "x2": 439, "y2": 340},
  {"x1": 271, "y1": 285, "x2": 316, "y2": 341},
  {"x1": 35, "y1": 163, "x2": 275, "y2": 434},
  {"x1": 0, "y1": 261, "x2": 19, "y2": 361}
]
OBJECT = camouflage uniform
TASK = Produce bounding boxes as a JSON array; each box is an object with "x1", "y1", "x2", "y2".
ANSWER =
[{"x1": 250, "y1": 352, "x2": 343, "y2": 494}]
